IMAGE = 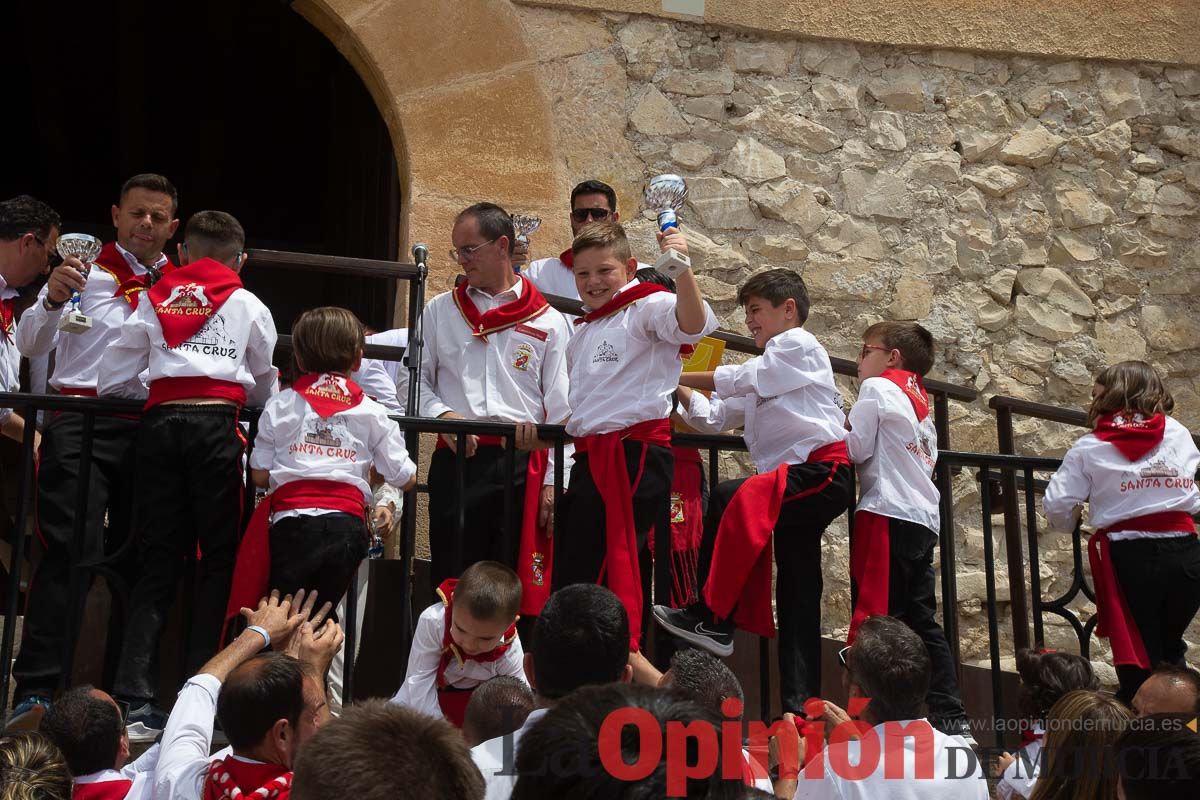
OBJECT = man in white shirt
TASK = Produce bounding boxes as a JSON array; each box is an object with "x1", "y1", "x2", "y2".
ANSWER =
[
  {"x1": 153, "y1": 591, "x2": 342, "y2": 800},
  {"x1": 10, "y1": 174, "x2": 179, "y2": 727},
  {"x1": 0, "y1": 196, "x2": 58, "y2": 451},
  {"x1": 522, "y1": 179, "x2": 623, "y2": 302},
  {"x1": 41, "y1": 686, "x2": 160, "y2": 800},
  {"x1": 418, "y1": 203, "x2": 571, "y2": 625},
  {"x1": 470, "y1": 584, "x2": 633, "y2": 800},
  {"x1": 792, "y1": 616, "x2": 988, "y2": 800}
]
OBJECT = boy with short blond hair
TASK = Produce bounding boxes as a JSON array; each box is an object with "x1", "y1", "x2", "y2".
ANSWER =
[
  {"x1": 228, "y1": 306, "x2": 417, "y2": 628},
  {"x1": 552, "y1": 220, "x2": 717, "y2": 653},
  {"x1": 393, "y1": 560, "x2": 528, "y2": 727},
  {"x1": 845, "y1": 320, "x2": 968, "y2": 738},
  {"x1": 654, "y1": 268, "x2": 853, "y2": 715}
]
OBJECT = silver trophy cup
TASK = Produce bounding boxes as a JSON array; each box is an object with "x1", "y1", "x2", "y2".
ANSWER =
[
  {"x1": 644, "y1": 174, "x2": 692, "y2": 278},
  {"x1": 511, "y1": 214, "x2": 541, "y2": 274},
  {"x1": 54, "y1": 233, "x2": 102, "y2": 334}
]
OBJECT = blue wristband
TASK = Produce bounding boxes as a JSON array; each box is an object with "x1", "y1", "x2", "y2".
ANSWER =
[{"x1": 247, "y1": 625, "x2": 271, "y2": 648}]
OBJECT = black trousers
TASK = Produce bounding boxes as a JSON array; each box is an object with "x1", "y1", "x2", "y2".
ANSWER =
[
  {"x1": 113, "y1": 405, "x2": 246, "y2": 704},
  {"x1": 427, "y1": 445, "x2": 530, "y2": 597},
  {"x1": 697, "y1": 462, "x2": 855, "y2": 715},
  {"x1": 870, "y1": 517, "x2": 966, "y2": 726},
  {"x1": 268, "y1": 512, "x2": 368, "y2": 620},
  {"x1": 1111, "y1": 535, "x2": 1200, "y2": 703},
  {"x1": 13, "y1": 412, "x2": 138, "y2": 698},
  {"x1": 553, "y1": 442, "x2": 674, "y2": 647}
]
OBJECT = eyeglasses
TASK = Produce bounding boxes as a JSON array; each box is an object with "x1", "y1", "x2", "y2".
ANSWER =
[
  {"x1": 837, "y1": 645, "x2": 851, "y2": 670},
  {"x1": 114, "y1": 698, "x2": 131, "y2": 725},
  {"x1": 449, "y1": 239, "x2": 498, "y2": 263},
  {"x1": 571, "y1": 208, "x2": 611, "y2": 224},
  {"x1": 32, "y1": 234, "x2": 62, "y2": 267},
  {"x1": 857, "y1": 344, "x2": 892, "y2": 362}
]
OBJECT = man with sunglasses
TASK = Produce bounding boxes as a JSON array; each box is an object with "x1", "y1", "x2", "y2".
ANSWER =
[
  {"x1": 10, "y1": 174, "x2": 179, "y2": 730},
  {"x1": 523, "y1": 180, "x2": 637, "y2": 302},
  {"x1": 415, "y1": 202, "x2": 571, "y2": 630},
  {"x1": 0, "y1": 195, "x2": 59, "y2": 452}
]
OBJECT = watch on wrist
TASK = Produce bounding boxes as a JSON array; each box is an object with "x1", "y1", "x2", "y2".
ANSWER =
[{"x1": 44, "y1": 296, "x2": 66, "y2": 311}]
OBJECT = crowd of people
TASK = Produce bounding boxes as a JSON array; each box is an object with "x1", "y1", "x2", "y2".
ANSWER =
[{"x1": 0, "y1": 171, "x2": 1196, "y2": 798}]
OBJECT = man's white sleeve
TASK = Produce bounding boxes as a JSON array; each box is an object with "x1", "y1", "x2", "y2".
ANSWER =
[
  {"x1": 96, "y1": 304, "x2": 152, "y2": 399},
  {"x1": 355, "y1": 358, "x2": 402, "y2": 414},
  {"x1": 416, "y1": 303, "x2": 452, "y2": 419},
  {"x1": 14, "y1": 285, "x2": 62, "y2": 358},
  {"x1": 152, "y1": 673, "x2": 222, "y2": 800}
]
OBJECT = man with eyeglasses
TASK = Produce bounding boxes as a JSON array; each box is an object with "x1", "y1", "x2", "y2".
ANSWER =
[
  {"x1": 416, "y1": 202, "x2": 571, "y2": 631},
  {"x1": 522, "y1": 180, "x2": 642, "y2": 302},
  {"x1": 9, "y1": 174, "x2": 179, "y2": 730},
  {"x1": 0, "y1": 195, "x2": 59, "y2": 452}
]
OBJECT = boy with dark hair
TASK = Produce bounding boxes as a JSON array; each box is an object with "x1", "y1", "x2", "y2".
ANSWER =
[
  {"x1": 654, "y1": 267, "x2": 852, "y2": 715},
  {"x1": 98, "y1": 209, "x2": 278, "y2": 738},
  {"x1": 11, "y1": 175, "x2": 176, "y2": 725},
  {"x1": 552, "y1": 220, "x2": 716, "y2": 653},
  {"x1": 393, "y1": 560, "x2": 528, "y2": 726},
  {"x1": 230, "y1": 306, "x2": 417, "y2": 626},
  {"x1": 42, "y1": 685, "x2": 160, "y2": 798},
  {"x1": 462, "y1": 676, "x2": 535, "y2": 748},
  {"x1": 418, "y1": 202, "x2": 570, "y2": 624},
  {"x1": 292, "y1": 701, "x2": 485, "y2": 800},
  {"x1": 843, "y1": 319, "x2": 969, "y2": 738}
]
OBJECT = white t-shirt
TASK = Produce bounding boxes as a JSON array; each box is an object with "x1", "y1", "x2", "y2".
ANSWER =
[
  {"x1": 1043, "y1": 416, "x2": 1200, "y2": 539},
  {"x1": 683, "y1": 326, "x2": 845, "y2": 471},
  {"x1": 846, "y1": 376, "x2": 940, "y2": 532},
  {"x1": 793, "y1": 719, "x2": 989, "y2": 800},
  {"x1": 566, "y1": 279, "x2": 716, "y2": 438}
]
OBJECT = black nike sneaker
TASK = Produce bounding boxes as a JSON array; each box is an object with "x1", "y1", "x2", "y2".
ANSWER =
[{"x1": 652, "y1": 603, "x2": 735, "y2": 657}]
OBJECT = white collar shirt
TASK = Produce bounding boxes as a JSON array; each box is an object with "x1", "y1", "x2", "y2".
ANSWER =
[
  {"x1": 523, "y1": 255, "x2": 579, "y2": 302},
  {"x1": 1043, "y1": 416, "x2": 1200, "y2": 538},
  {"x1": 0, "y1": 274, "x2": 22, "y2": 421},
  {"x1": 846, "y1": 377, "x2": 940, "y2": 532},
  {"x1": 684, "y1": 327, "x2": 844, "y2": 470},
  {"x1": 793, "y1": 719, "x2": 988, "y2": 800},
  {"x1": 355, "y1": 328, "x2": 409, "y2": 413},
  {"x1": 566, "y1": 278, "x2": 716, "y2": 438},
  {"x1": 391, "y1": 601, "x2": 527, "y2": 721},
  {"x1": 471, "y1": 707, "x2": 550, "y2": 800},
  {"x1": 16, "y1": 243, "x2": 168, "y2": 392},
  {"x1": 73, "y1": 744, "x2": 160, "y2": 800}
]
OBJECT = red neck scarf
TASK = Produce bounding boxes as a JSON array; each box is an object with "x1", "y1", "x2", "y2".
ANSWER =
[
  {"x1": 292, "y1": 373, "x2": 365, "y2": 418},
  {"x1": 558, "y1": 248, "x2": 573, "y2": 269},
  {"x1": 0, "y1": 296, "x2": 14, "y2": 342},
  {"x1": 434, "y1": 578, "x2": 517, "y2": 688},
  {"x1": 204, "y1": 756, "x2": 291, "y2": 800},
  {"x1": 147, "y1": 257, "x2": 242, "y2": 347},
  {"x1": 74, "y1": 781, "x2": 133, "y2": 800},
  {"x1": 576, "y1": 282, "x2": 667, "y2": 325},
  {"x1": 92, "y1": 242, "x2": 174, "y2": 310},
  {"x1": 452, "y1": 279, "x2": 549, "y2": 342},
  {"x1": 1093, "y1": 411, "x2": 1166, "y2": 461},
  {"x1": 879, "y1": 369, "x2": 929, "y2": 422}
]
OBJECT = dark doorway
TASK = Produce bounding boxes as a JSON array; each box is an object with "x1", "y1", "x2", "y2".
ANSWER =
[{"x1": 1, "y1": 0, "x2": 401, "y2": 332}]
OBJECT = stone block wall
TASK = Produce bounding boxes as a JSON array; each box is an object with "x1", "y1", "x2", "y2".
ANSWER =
[{"x1": 518, "y1": 6, "x2": 1200, "y2": 677}]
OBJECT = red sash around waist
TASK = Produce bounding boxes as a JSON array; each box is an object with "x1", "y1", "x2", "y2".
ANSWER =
[
  {"x1": 703, "y1": 441, "x2": 849, "y2": 638},
  {"x1": 1089, "y1": 510, "x2": 1196, "y2": 669},
  {"x1": 145, "y1": 376, "x2": 246, "y2": 410}
]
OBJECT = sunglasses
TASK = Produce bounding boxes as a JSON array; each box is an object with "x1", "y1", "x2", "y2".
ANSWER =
[
  {"x1": 114, "y1": 698, "x2": 131, "y2": 725},
  {"x1": 571, "y1": 208, "x2": 611, "y2": 223}
]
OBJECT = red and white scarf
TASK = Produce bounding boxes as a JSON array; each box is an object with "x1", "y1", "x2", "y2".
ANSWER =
[
  {"x1": 452, "y1": 279, "x2": 549, "y2": 342},
  {"x1": 292, "y1": 373, "x2": 365, "y2": 417},
  {"x1": 92, "y1": 242, "x2": 175, "y2": 310},
  {"x1": 147, "y1": 257, "x2": 243, "y2": 348},
  {"x1": 203, "y1": 756, "x2": 291, "y2": 800}
]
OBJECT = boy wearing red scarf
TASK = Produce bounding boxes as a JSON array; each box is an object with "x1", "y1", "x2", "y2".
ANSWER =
[
  {"x1": 552, "y1": 221, "x2": 716, "y2": 652},
  {"x1": 653, "y1": 269, "x2": 852, "y2": 715},
  {"x1": 392, "y1": 560, "x2": 527, "y2": 727},
  {"x1": 844, "y1": 321, "x2": 968, "y2": 739},
  {"x1": 98, "y1": 210, "x2": 278, "y2": 737},
  {"x1": 231, "y1": 307, "x2": 417, "y2": 623},
  {"x1": 1044, "y1": 360, "x2": 1200, "y2": 703}
]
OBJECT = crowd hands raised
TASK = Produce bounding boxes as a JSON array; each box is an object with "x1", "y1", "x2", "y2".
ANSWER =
[{"x1": 2, "y1": 171, "x2": 1200, "y2": 798}]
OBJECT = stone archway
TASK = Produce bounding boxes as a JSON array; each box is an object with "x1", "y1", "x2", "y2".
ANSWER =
[{"x1": 293, "y1": 0, "x2": 571, "y2": 297}]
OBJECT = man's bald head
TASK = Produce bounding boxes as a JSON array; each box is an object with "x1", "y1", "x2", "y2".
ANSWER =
[{"x1": 1132, "y1": 666, "x2": 1200, "y2": 718}]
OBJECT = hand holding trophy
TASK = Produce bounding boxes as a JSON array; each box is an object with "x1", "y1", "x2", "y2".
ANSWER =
[
  {"x1": 511, "y1": 214, "x2": 541, "y2": 274},
  {"x1": 644, "y1": 174, "x2": 692, "y2": 278},
  {"x1": 54, "y1": 233, "x2": 102, "y2": 334}
]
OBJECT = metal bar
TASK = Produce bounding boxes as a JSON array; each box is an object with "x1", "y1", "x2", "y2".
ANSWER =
[
  {"x1": 454, "y1": 435, "x2": 467, "y2": 577},
  {"x1": 932, "y1": 396, "x2": 961, "y2": 667},
  {"x1": 342, "y1": 566, "x2": 358, "y2": 707},
  {"x1": 759, "y1": 636, "x2": 771, "y2": 723},
  {"x1": 400, "y1": 259, "x2": 425, "y2": 651},
  {"x1": 245, "y1": 248, "x2": 421, "y2": 280},
  {"x1": 0, "y1": 409, "x2": 39, "y2": 704},
  {"x1": 274, "y1": 336, "x2": 407, "y2": 364},
  {"x1": 1024, "y1": 466, "x2": 1045, "y2": 648},
  {"x1": 978, "y1": 470, "x2": 1006, "y2": 751},
  {"x1": 60, "y1": 411, "x2": 97, "y2": 691},
  {"x1": 504, "y1": 439, "x2": 516, "y2": 555},
  {"x1": 996, "y1": 408, "x2": 1032, "y2": 654}
]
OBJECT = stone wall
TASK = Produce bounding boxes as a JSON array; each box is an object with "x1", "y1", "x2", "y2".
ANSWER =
[{"x1": 517, "y1": 6, "x2": 1200, "y2": 678}]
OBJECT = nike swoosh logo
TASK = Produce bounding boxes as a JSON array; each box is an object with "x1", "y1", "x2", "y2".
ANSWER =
[{"x1": 695, "y1": 623, "x2": 725, "y2": 637}]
